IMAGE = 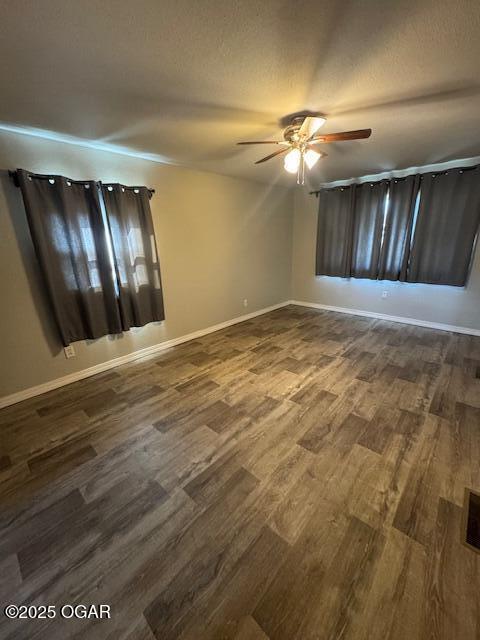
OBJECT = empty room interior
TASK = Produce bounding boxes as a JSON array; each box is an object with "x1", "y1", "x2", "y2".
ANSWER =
[{"x1": 1, "y1": 1, "x2": 480, "y2": 638}]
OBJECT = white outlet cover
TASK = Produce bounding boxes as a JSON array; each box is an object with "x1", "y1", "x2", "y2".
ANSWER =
[{"x1": 64, "y1": 345, "x2": 76, "y2": 358}]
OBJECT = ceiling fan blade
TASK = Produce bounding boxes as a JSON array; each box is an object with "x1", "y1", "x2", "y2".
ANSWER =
[
  {"x1": 237, "y1": 140, "x2": 285, "y2": 145},
  {"x1": 306, "y1": 147, "x2": 328, "y2": 158},
  {"x1": 254, "y1": 147, "x2": 290, "y2": 164},
  {"x1": 309, "y1": 128, "x2": 372, "y2": 143},
  {"x1": 298, "y1": 116, "x2": 326, "y2": 138}
]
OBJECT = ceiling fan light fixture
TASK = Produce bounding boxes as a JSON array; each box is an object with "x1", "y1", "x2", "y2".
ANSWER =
[
  {"x1": 304, "y1": 149, "x2": 321, "y2": 169},
  {"x1": 284, "y1": 148, "x2": 301, "y2": 174}
]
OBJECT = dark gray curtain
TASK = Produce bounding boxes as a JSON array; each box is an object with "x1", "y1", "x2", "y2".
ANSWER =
[
  {"x1": 407, "y1": 167, "x2": 480, "y2": 286},
  {"x1": 351, "y1": 181, "x2": 388, "y2": 279},
  {"x1": 102, "y1": 184, "x2": 165, "y2": 329},
  {"x1": 378, "y1": 175, "x2": 420, "y2": 281},
  {"x1": 17, "y1": 169, "x2": 122, "y2": 345},
  {"x1": 316, "y1": 185, "x2": 355, "y2": 277}
]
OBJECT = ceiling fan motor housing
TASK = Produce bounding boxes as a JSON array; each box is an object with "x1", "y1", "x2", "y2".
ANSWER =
[{"x1": 283, "y1": 117, "x2": 307, "y2": 143}]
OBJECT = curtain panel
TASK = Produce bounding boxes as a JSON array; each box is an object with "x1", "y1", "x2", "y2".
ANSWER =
[
  {"x1": 377, "y1": 174, "x2": 419, "y2": 281},
  {"x1": 351, "y1": 181, "x2": 388, "y2": 279},
  {"x1": 407, "y1": 167, "x2": 480, "y2": 286},
  {"x1": 101, "y1": 184, "x2": 165, "y2": 329},
  {"x1": 315, "y1": 185, "x2": 355, "y2": 277},
  {"x1": 17, "y1": 169, "x2": 122, "y2": 346}
]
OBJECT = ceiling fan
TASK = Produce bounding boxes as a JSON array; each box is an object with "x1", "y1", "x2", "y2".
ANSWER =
[{"x1": 237, "y1": 115, "x2": 372, "y2": 185}]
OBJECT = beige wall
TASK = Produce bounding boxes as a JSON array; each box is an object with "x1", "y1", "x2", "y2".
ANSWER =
[
  {"x1": 292, "y1": 189, "x2": 480, "y2": 331},
  {"x1": 0, "y1": 130, "x2": 293, "y2": 397}
]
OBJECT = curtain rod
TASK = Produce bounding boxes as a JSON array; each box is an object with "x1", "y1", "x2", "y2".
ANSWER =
[
  {"x1": 309, "y1": 163, "x2": 479, "y2": 197},
  {"x1": 8, "y1": 170, "x2": 155, "y2": 194}
]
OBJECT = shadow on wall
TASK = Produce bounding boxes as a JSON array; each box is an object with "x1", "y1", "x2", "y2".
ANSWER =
[{"x1": 1, "y1": 170, "x2": 63, "y2": 358}]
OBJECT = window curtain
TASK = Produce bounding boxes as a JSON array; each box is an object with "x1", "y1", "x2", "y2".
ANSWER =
[
  {"x1": 378, "y1": 174, "x2": 419, "y2": 281},
  {"x1": 351, "y1": 181, "x2": 388, "y2": 279},
  {"x1": 315, "y1": 185, "x2": 355, "y2": 277},
  {"x1": 101, "y1": 184, "x2": 165, "y2": 329},
  {"x1": 16, "y1": 169, "x2": 122, "y2": 346},
  {"x1": 407, "y1": 167, "x2": 480, "y2": 286}
]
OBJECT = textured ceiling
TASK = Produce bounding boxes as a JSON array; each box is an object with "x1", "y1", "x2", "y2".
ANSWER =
[{"x1": 1, "y1": 0, "x2": 479, "y2": 186}]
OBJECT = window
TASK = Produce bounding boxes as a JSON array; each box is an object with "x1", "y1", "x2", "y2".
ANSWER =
[
  {"x1": 16, "y1": 170, "x2": 165, "y2": 346},
  {"x1": 315, "y1": 166, "x2": 480, "y2": 286}
]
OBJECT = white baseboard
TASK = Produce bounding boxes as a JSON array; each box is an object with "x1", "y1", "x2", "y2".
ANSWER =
[
  {"x1": 3, "y1": 298, "x2": 477, "y2": 409},
  {"x1": 289, "y1": 299, "x2": 480, "y2": 336},
  {"x1": 0, "y1": 301, "x2": 290, "y2": 409}
]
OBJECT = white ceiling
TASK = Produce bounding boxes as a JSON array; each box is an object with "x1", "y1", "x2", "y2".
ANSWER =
[{"x1": 1, "y1": 0, "x2": 479, "y2": 186}]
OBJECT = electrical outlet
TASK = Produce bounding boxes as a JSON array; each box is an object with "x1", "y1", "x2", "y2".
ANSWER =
[
  {"x1": 381, "y1": 290, "x2": 389, "y2": 299},
  {"x1": 243, "y1": 299, "x2": 248, "y2": 307},
  {"x1": 64, "y1": 345, "x2": 76, "y2": 359}
]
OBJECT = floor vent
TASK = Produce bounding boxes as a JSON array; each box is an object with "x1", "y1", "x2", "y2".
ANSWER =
[{"x1": 463, "y1": 489, "x2": 480, "y2": 552}]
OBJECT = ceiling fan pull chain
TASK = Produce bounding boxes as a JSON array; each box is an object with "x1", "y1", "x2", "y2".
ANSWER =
[{"x1": 297, "y1": 154, "x2": 305, "y2": 185}]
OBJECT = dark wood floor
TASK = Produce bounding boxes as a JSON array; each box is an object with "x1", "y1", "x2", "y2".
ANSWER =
[{"x1": 1, "y1": 305, "x2": 479, "y2": 639}]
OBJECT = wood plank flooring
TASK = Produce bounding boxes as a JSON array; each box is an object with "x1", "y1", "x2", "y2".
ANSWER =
[{"x1": 1, "y1": 305, "x2": 479, "y2": 639}]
